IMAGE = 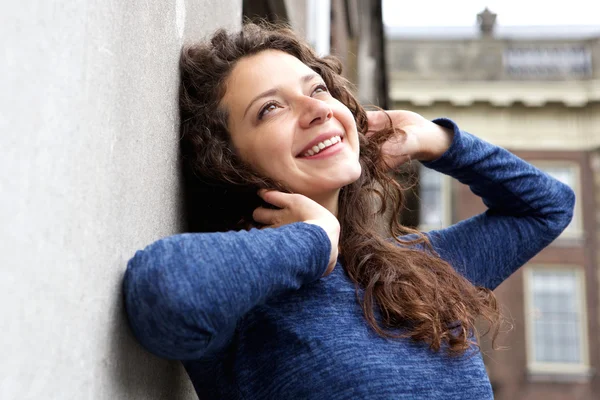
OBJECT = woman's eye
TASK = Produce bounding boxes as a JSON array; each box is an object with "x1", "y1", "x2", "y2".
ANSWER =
[
  {"x1": 313, "y1": 84, "x2": 328, "y2": 95},
  {"x1": 258, "y1": 102, "x2": 279, "y2": 120}
]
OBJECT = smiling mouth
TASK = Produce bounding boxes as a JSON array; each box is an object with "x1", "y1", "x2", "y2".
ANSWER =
[{"x1": 298, "y1": 135, "x2": 343, "y2": 158}]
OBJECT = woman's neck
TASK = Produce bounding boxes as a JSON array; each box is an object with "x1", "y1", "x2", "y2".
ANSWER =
[{"x1": 310, "y1": 190, "x2": 340, "y2": 218}]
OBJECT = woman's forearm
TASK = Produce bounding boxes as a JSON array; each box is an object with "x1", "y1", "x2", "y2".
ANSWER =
[
  {"x1": 123, "y1": 222, "x2": 330, "y2": 360},
  {"x1": 421, "y1": 119, "x2": 575, "y2": 289}
]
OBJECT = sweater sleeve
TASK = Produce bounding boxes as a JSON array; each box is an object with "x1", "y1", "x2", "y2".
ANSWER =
[
  {"x1": 419, "y1": 118, "x2": 575, "y2": 290},
  {"x1": 123, "y1": 222, "x2": 331, "y2": 360}
]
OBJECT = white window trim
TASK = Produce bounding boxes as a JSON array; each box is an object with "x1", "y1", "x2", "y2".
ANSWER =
[
  {"x1": 418, "y1": 170, "x2": 452, "y2": 232},
  {"x1": 523, "y1": 265, "x2": 590, "y2": 375},
  {"x1": 528, "y1": 160, "x2": 582, "y2": 240}
]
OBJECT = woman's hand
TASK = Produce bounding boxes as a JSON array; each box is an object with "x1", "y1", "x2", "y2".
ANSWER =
[
  {"x1": 253, "y1": 190, "x2": 340, "y2": 276},
  {"x1": 366, "y1": 110, "x2": 454, "y2": 169}
]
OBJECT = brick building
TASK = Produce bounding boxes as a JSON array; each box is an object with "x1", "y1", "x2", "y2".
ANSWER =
[{"x1": 386, "y1": 9, "x2": 600, "y2": 399}]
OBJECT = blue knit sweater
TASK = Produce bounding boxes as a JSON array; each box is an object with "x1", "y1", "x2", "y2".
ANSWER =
[{"x1": 123, "y1": 119, "x2": 575, "y2": 399}]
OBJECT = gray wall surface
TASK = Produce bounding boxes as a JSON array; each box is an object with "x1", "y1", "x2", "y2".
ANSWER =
[{"x1": 0, "y1": 1, "x2": 241, "y2": 398}]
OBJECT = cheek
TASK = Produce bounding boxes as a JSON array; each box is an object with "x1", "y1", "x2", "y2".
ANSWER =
[
  {"x1": 239, "y1": 135, "x2": 291, "y2": 175},
  {"x1": 229, "y1": 135, "x2": 264, "y2": 175},
  {"x1": 336, "y1": 108, "x2": 359, "y2": 145},
  {"x1": 331, "y1": 99, "x2": 358, "y2": 130}
]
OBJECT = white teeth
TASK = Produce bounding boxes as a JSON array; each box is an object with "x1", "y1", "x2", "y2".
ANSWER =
[{"x1": 302, "y1": 135, "x2": 342, "y2": 158}]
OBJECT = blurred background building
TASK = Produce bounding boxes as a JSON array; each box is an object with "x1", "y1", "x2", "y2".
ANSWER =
[
  {"x1": 386, "y1": 7, "x2": 600, "y2": 400},
  {"x1": 243, "y1": 0, "x2": 388, "y2": 108}
]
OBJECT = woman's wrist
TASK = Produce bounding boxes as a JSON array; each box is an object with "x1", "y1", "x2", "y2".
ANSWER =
[{"x1": 415, "y1": 124, "x2": 454, "y2": 162}]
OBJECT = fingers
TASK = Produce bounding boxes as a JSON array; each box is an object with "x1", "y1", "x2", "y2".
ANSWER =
[
  {"x1": 257, "y1": 189, "x2": 292, "y2": 209},
  {"x1": 379, "y1": 135, "x2": 412, "y2": 170},
  {"x1": 255, "y1": 190, "x2": 297, "y2": 227},
  {"x1": 366, "y1": 111, "x2": 390, "y2": 136},
  {"x1": 252, "y1": 206, "x2": 283, "y2": 227}
]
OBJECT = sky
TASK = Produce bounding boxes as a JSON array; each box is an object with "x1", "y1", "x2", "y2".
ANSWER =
[{"x1": 382, "y1": 0, "x2": 600, "y2": 27}]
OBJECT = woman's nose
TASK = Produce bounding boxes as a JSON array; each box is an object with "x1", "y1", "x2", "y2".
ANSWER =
[{"x1": 298, "y1": 97, "x2": 333, "y2": 128}]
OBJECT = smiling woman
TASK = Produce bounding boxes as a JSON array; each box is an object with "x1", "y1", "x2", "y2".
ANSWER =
[
  {"x1": 122, "y1": 22, "x2": 575, "y2": 399},
  {"x1": 222, "y1": 50, "x2": 362, "y2": 209}
]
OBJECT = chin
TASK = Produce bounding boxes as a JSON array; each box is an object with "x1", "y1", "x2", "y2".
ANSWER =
[
  {"x1": 329, "y1": 164, "x2": 363, "y2": 189},
  {"x1": 344, "y1": 162, "x2": 363, "y2": 183}
]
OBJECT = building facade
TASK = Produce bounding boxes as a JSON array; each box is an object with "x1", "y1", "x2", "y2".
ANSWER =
[
  {"x1": 244, "y1": 0, "x2": 388, "y2": 107},
  {"x1": 387, "y1": 10, "x2": 600, "y2": 400}
]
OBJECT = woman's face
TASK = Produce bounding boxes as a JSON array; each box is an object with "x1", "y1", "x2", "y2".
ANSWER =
[{"x1": 221, "y1": 50, "x2": 361, "y2": 200}]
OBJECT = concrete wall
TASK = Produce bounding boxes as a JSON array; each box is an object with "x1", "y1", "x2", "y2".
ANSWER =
[{"x1": 0, "y1": 1, "x2": 240, "y2": 399}]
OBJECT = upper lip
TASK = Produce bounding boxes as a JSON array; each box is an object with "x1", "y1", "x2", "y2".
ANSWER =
[{"x1": 296, "y1": 131, "x2": 344, "y2": 157}]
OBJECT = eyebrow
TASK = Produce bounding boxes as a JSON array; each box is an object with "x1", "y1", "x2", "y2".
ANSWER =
[{"x1": 243, "y1": 73, "x2": 321, "y2": 118}]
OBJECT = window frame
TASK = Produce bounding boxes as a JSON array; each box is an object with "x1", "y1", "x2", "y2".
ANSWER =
[
  {"x1": 528, "y1": 160, "x2": 582, "y2": 240},
  {"x1": 523, "y1": 265, "x2": 590, "y2": 375},
  {"x1": 418, "y1": 165, "x2": 452, "y2": 231}
]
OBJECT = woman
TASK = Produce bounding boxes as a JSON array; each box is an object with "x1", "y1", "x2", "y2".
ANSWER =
[{"x1": 123, "y1": 23, "x2": 574, "y2": 399}]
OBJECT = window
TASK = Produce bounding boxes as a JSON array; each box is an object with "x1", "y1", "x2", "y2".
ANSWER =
[
  {"x1": 524, "y1": 267, "x2": 589, "y2": 374},
  {"x1": 504, "y1": 46, "x2": 592, "y2": 79},
  {"x1": 418, "y1": 165, "x2": 451, "y2": 230},
  {"x1": 530, "y1": 162, "x2": 581, "y2": 239}
]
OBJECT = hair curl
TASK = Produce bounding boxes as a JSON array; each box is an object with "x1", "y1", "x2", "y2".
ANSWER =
[{"x1": 179, "y1": 22, "x2": 501, "y2": 355}]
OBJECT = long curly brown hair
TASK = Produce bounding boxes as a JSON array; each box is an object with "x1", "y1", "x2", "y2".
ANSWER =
[{"x1": 179, "y1": 22, "x2": 501, "y2": 355}]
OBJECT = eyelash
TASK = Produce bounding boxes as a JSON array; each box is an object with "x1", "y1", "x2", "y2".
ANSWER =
[
  {"x1": 258, "y1": 101, "x2": 279, "y2": 120},
  {"x1": 257, "y1": 84, "x2": 329, "y2": 120},
  {"x1": 313, "y1": 84, "x2": 328, "y2": 94}
]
